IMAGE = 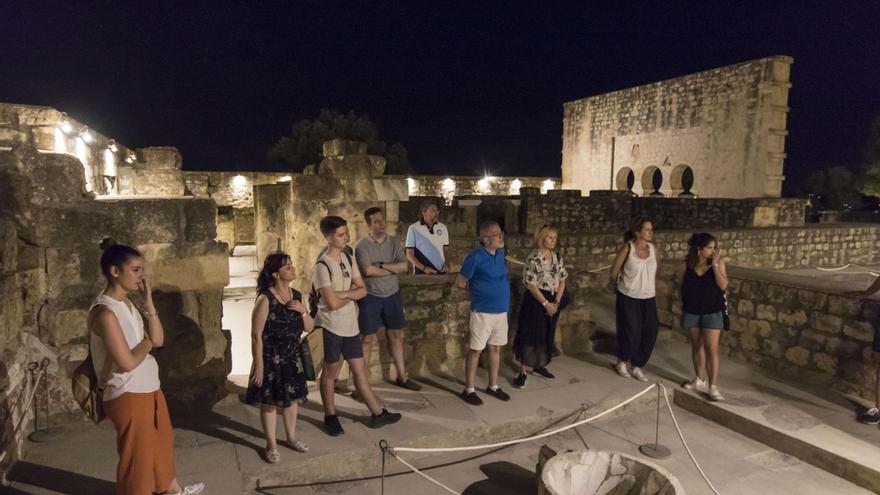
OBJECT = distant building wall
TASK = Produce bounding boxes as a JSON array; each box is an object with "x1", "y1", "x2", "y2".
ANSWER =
[{"x1": 562, "y1": 56, "x2": 792, "y2": 198}]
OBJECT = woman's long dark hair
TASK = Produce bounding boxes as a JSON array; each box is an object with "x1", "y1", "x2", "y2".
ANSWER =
[
  {"x1": 685, "y1": 232, "x2": 716, "y2": 270},
  {"x1": 623, "y1": 216, "x2": 653, "y2": 243},
  {"x1": 257, "y1": 252, "x2": 291, "y2": 295},
  {"x1": 99, "y1": 237, "x2": 142, "y2": 284}
]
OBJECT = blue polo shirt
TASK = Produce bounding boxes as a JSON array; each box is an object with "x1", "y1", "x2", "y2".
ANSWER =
[{"x1": 459, "y1": 246, "x2": 509, "y2": 313}]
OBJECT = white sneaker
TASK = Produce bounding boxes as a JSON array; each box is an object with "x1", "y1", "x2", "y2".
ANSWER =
[
  {"x1": 615, "y1": 361, "x2": 631, "y2": 378},
  {"x1": 631, "y1": 367, "x2": 648, "y2": 382},
  {"x1": 708, "y1": 385, "x2": 724, "y2": 401},
  {"x1": 170, "y1": 483, "x2": 205, "y2": 495},
  {"x1": 683, "y1": 377, "x2": 709, "y2": 393}
]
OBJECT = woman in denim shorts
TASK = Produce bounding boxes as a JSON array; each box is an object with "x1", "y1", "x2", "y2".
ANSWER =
[{"x1": 679, "y1": 233, "x2": 729, "y2": 401}]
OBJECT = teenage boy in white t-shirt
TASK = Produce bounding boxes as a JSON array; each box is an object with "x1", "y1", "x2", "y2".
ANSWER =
[{"x1": 313, "y1": 216, "x2": 401, "y2": 436}]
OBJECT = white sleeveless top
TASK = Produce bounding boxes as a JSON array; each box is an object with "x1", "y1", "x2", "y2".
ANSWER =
[
  {"x1": 90, "y1": 294, "x2": 161, "y2": 401},
  {"x1": 617, "y1": 241, "x2": 657, "y2": 299}
]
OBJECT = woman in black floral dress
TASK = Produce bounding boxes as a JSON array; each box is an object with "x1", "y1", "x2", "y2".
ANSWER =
[
  {"x1": 247, "y1": 252, "x2": 314, "y2": 463},
  {"x1": 513, "y1": 225, "x2": 570, "y2": 389}
]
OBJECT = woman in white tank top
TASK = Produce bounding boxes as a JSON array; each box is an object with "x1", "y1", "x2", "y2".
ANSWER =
[
  {"x1": 88, "y1": 238, "x2": 204, "y2": 495},
  {"x1": 609, "y1": 218, "x2": 660, "y2": 383}
]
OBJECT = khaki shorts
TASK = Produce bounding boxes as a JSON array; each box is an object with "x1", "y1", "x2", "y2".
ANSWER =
[{"x1": 469, "y1": 311, "x2": 509, "y2": 350}]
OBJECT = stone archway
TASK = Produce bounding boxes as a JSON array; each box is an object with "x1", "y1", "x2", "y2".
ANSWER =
[
  {"x1": 616, "y1": 167, "x2": 635, "y2": 192},
  {"x1": 641, "y1": 166, "x2": 663, "y2": 196},
  {"x1": 670, "y1": 164, "x2": 695, "y2": 196}
]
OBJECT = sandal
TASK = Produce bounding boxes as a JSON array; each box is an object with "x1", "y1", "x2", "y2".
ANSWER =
[
  {"x1": 265, "y1": 446, "x2": 281, "y2": 463},
  {"x1": 286, "y1": 439, "x2": 309, "y2": 453}
]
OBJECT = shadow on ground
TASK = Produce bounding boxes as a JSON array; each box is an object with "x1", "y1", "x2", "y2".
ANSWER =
[
  {"x1": 463, "y1": 461, "x2": 537, "y2": 495},
  {"x1": 8, "y1": 461, "x2": 115, "y2": 495}
]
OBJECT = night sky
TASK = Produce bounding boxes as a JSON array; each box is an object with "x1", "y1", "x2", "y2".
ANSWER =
[{"x1": 2, "y1": 2, "x2": 878, "y2": 189}]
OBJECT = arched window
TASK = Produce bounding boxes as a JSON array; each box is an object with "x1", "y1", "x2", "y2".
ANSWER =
[
  {"x1": 671, "y1": 164, "x2": 695, "y2": 197},
  {"x1": 641, "y1": 166, "x2": 663, "y2": 196},
  {"x1": 616, "y1": 167, "x2": 635, "y2": 192}
]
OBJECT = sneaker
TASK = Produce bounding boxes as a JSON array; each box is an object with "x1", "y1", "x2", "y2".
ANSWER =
[
  {"x1": 485, "y1": 386, "x2": 511, "y2": 401},
  {"x1": 683, "y1": 377, "x2": 709, "y2": 393},
  {"x1": 369, "y1": 408, "x2": 402, "y2": 428},
  {"x1": 859, "y1": 407, "x2": 880, "y2": 425},
  {"x1": 461, "y1": 389, "x2": 483, "y2": 406},
  {"x1": 169, "y1": 483, "x2": 206, "y2": 495},
  {"x1": 513, "y1": 373, "x2": 527, "y2": 389},
  {"x1": 707, "y1": 385, "x2": 724, "y2": 401},
  {"x1": 532, "y1": 367, "x2": 555, "y2": 379},
  {"x1": 395, "y1": 378, "x2": 423, "y2": 391},
  {"x1": 631, "y1": 367, "x2": 648, "y2": 382},
  {"x1": 615, "y1": 361, "x2": 631, "y2": 378},
  {"x1": 324, "y1": 414, "x2": 344, "y2": 436}
]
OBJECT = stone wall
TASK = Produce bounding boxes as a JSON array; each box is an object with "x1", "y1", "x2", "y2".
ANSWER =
[
  {"x1": 653, "y1": 265, "x2": 880, "y2": 401},
  {"x1": 0, "y1": 140, "x2": 229, "y2": 481},
  {"x1": 395, "y1": 175, "x2": 560, "y2": 205},
  {"x1": 364, "y1": 272, "x2": 592, "y2": 380},
  {"x1": 562, "y1": 56, "x2": 792, "y2": 198}
]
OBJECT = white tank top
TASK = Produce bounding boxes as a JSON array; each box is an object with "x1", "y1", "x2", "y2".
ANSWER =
[
  {"x1": 617, "y1": 241, "x2": 657, "y2": 299},
  {"x1": 89, "y1": 294, "x2": 161, "y2": 401}
]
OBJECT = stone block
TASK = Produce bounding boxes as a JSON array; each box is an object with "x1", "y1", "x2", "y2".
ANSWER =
[
  {"x1": 826, "y1": 295, "x2": 862, "y2": 317},
  {"x1": 747, "y1": 320, "x2": 772, "y2": 338},
  {"x1": 740, "y1": 331, "x2": 759, "y2": 351},
  {"x1": 318, "y1": 155, "x2": 383, "y2": 180},
  {"x1": 810, "y1": 313, "x2": 842, "y2": 334},
  {"x1": 139, "y1": 242, "x2": 230, "y2": 292},
  {"x1": 322, "y1": 139, "x2": 367, "y2": 157},
  {"x1": 755, "y1": 304, "x2": 776, "y2": 321},
  {"x1": 736, "y1": 299, "x2": 754, "y2": 317},
  {"x1": 777, "y1": 309, "x2": 807, "y2": 327},
  {"x1": 784, "y1": 346, "x2": 810, "y2": 366},
  {"x1": 290, "y1": 175, "x2": 344, "y2": 202},
  {"x1": 49, "y1": 309, "x2": 89, "y2": 347},
  {"x1": 843, "y1": 321, "x2": 874, "y2": 343},
  {"x1": 813, "y1": 352, "x2": 837, "y2": 374},
  {"x1": 0, "y1": 219, "x2": 17, "y2": 275},
  {"x1": 139, "y1": 147, "x2": 182, "y2": 170},
  {"x1": 374, "y1": 179, "x2": 408, "y2": 201}
]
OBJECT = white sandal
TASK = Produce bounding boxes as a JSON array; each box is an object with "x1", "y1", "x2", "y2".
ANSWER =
[
  {"x1": 286, "y1": 439, "x2": 309, "y2": 453},
  {"x1": 265, "y1": 446, "x2": 281, "y2": 463},
  {"x1": 167, "y1": 482, "x2": 205, "y2": 495}
]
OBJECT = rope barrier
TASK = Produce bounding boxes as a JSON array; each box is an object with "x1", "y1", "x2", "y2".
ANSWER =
[
  {"x1": 13, "y1": 361, "x2": 46, "y2": 435},
  {"x1": 504, "y1": 255, "x2": 610, "y2": 274},
  {"x1": 388, "y1": 450, "x2": 461, "y2": 495},
  {"x1": 815, "y1": 263, "x2": 880, "y2": 276},
  {"x1": 392, "y1": 383, "x2": 656, "y2": 453},
  {"x1": 660, "y1": 384, "x2": 720, "y2": 495}
]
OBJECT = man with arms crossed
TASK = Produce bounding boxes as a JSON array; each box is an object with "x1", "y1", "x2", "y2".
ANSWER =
[
  {"x1": 456, "y1": 220, "x2": 512, "y2": 405},
  {"x1": 354, "y1": 207, "x2": 422, "y2": 391},
  {"x1": 313, "y1": 215, "x2": 402, "y2": 436}
]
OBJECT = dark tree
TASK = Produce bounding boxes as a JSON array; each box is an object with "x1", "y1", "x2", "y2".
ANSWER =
[
  {"x1": 860, "y1": 114, "x2": 880, "y2": 198},
  {"x1": 268, "y1": 109, "x2": 412, "y2": 174},
  {"x1": 805, "y1": 166, "x2": 861, "y2": 210}
]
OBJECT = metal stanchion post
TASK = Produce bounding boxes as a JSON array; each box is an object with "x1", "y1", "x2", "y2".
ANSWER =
[
  {"x1": 639, "y1": 380, "x2": 671, "y2": 459},
  {"x1": 29, "y1": 358, "x2": 64, "y2": 443}
]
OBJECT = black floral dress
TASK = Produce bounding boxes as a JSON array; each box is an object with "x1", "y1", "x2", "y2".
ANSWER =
[{"x1": 246, "y1": 289, "x2": 308, "y2": 407}]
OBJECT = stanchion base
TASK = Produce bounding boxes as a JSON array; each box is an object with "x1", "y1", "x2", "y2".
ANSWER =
[
  {"x1": 639, "y1": 443, "x2": 671, "y2": 459},
  {"x1": 28, "y1": 427, "x2": 65, "y2": 443}
]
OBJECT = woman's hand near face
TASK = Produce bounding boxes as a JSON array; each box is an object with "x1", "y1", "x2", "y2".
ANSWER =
[{"x1": 286, "y1": 299, "x2": 307, "y2": 314}]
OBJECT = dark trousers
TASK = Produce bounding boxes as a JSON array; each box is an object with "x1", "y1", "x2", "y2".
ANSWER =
[{"x1": 615, "y1": 292, "x2": 659, "y2": 368}]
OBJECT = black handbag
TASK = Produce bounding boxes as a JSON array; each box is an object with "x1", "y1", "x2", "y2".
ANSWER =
[{"x1": 299, "y1": 334, "x2": 317, "y2": 381}]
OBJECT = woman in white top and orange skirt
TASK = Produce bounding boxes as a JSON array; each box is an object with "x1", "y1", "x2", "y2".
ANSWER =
[
  {"x1": 609, "y1": 217, "x2": 660, "y2": 382},
  {"x1": 88, "y1": 238, "x2": 204, "y2": 495}
]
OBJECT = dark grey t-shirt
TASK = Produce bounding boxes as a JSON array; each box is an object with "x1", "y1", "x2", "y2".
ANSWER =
[{"x1": 354, "y1": 234, "x2": 406, "y2": 297}]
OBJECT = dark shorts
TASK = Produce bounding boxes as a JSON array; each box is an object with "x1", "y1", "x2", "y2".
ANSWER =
[
  {"x1": 357, "y1": 291, "x2": 406, "y2": 335},
  {"x1": 322, "y1": 330, "x2": 364, "y2": 363},
  {"x1": 681, "y1": 311, "x2": 726, "y2": 330}
]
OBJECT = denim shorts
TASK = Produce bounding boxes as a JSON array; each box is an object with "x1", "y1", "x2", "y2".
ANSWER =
[
  {"x1": 681, "y1": 311, "x2": 725, "y2": 330},
  {"x1": 357, "y1": 291, "x2": 406, "y2": 335}
]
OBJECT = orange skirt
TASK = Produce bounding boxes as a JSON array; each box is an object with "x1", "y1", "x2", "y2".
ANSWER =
[{"x1": 103, "y1": 390, "x2": 176, "y2": 495}]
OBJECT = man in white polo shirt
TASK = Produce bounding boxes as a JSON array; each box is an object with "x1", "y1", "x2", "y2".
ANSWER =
[{"x1": 405, "y1": 200, "x2": 449, "y2": 274}]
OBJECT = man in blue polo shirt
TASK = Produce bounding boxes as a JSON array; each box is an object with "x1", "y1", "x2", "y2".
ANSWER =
[{"x1": 455, "y1": 220, "x2": 511, "y2": 405}]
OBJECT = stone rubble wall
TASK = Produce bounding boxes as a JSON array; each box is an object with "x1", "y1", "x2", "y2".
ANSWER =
[
  {"x1": 562, "y1": 56, "x2": 792, "y2": 198},
  {"x1": 0, "y1": 140, "x2": 229, "y2": 481},
  {"x1": 652, "y1": 264, "x2": 880, "y2": 401}
]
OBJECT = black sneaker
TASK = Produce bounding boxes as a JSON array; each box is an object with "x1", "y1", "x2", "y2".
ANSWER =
[
  {"x1": 323, "y1": 414, "x2": 344, "y2": 436},
  {"x1": 461, "y1": 390, "x2": 483, "y2": 405},
  {"x1": 369, "y1": 409, "x2": 402, "y2": 428},
  {"x1": 395, "y1": 378, "x2": 423, "y2": 391},
  {"x1": 533, "y1": 367, "x2": 555, "y2": 379},
  {"x1": 513, "y1": 373, "x2": 527, "y2": 389},
  {"x1": 485, "y1": 386, "x2": 511, "y2": 401},
  {"x1": 859, "y1": 407, "x2": 880, "y2": 425}
]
